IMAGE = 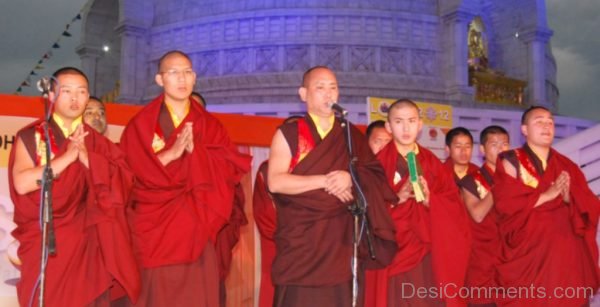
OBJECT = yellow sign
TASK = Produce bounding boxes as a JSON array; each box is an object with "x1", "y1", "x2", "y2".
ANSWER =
[
  {"x1": 367, "y1": 97, "x2": 453, "y2": 157},
  {"x1": 367, "y1": 97, "x2": 452, "y2": 128}
]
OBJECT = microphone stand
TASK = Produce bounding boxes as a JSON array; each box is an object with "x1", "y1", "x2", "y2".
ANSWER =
[
  {"x1": 336, "y1": 111, "x2": 376, "y2": 307},
  {"x1": 37, "y1": 89, "x2": 57, "y2": 307}
]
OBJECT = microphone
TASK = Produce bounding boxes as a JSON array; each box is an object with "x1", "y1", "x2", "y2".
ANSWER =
[
  {"x1": 37, "y1": 76, "x2": 53, "y2": 94},
  {"x1": 329, "y1": 102, "x2": 348, "y2": 116}
]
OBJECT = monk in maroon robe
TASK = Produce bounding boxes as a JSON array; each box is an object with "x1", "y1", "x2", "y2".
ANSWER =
[
  {"x1": 253, "y1": 160, "x2": 277, "y2": 307},
  {"x1": 365, "y1": 99, "x2": 471, "y2": 307},
  {"x1": 493, "y1": 106, "x2": 599, "y2": 306},
  {"x1": 458, "y1": 125, "x2": 510, "y2": 306},
  {"x1": 444, "y1": 127, "x2": 478, "y2": 183},
  {"x1": 253, "y1": 116, "x2": 302, "y2": 307},
  {"x1": 9, "y1": 67, "x2": 140, "y2": 307},
  {"x1": 120, "y1": 51, "x2": 251, "y2": 306},
  {"x1": 215, "y1": 184, "x2": 247, "y2": 306},
  {"x1": 191, "y1": 91, "x2": 248, "y2": 306},
  {"x1": 268, "y1": 66, "x2": 397, "y2": 307}
]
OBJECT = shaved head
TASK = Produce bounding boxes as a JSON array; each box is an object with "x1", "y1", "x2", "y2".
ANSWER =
[
  {"x1": 301, "y1": 66, "x2": 333, "y2": 87},
  {"x1": 157, "y1": 50, "x2": 192, "y2": 72},
  {"x1": 386, "y1": 99, "x2": 419, "y2": 121},
  {"x1": 521, "y1": 106, "x2": 551, "y2": 125}
]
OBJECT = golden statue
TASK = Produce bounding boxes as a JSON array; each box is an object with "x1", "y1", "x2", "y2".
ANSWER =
[{"x1": 468, "y1": 18, "x2": 488, "y2": 70}]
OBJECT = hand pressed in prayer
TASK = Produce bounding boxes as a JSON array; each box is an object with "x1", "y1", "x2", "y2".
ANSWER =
[
  {"x1": 171, "y1": 123, "x2": 194, "y2": 159},
  {"x1": 63, "y1": 141, "x2": 79, "y2": 165},
  {"x1": 183, "y1": 122, "x2": 194, "y2": 153},
  {"x1": 544, "y1": 171, "x2": 570, "y2": 203},
  {"x1": 69, "y1": 124, "x2": 90, "y2": 168},
  {"x1": 558, "y1": 171, "x2": 571, "y2": 203}
]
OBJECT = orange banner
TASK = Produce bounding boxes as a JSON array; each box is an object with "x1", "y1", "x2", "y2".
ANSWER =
[{"x1": 0, "y1": 94, "x2": 282, "y2": 147}]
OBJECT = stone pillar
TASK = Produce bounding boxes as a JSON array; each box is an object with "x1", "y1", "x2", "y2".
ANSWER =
[
  {"x1": 520, "y1": 28, "x2": 553, "y2": 108},
  {"x1": 75, "y1": 44, "x2": 103, "y2": 95},
  {"x1": 442, "y1": 10, "x2": 475, "y2": 105},
  {"x1": 115, "y1": 23, "x2": 148, "y2": 104}
]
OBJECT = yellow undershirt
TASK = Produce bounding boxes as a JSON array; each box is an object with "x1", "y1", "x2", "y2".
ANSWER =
[
  {"x1": 398, "y1": 143, "x2": 420, "y2": 160},
  {"x1": 456, "y1": 168, "x2": 468, "y2": 179},
  {"x1": 52, "y1": 114, "x2": 82, "y2": 137},
  {"x1": 308, "y1": 113, "x2": 335, "y2": 139},
  {"x1": 529, "y1": 147, "x2": 548, "y2": 170},
  {"x1": 165, "y1": 101, "x2": 190, "y2": 128}
]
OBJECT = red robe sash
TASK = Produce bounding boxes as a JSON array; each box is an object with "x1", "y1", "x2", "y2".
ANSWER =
[
  {"x1": 289, "y1": 118, "x2": 315, "y2": 172},
  {"x1": 33, "y1": 122, "x2": 59, "y2": 165}
]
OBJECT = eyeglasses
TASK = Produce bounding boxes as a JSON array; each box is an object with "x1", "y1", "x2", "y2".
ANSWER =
[{"x1": 160, "y1": 69, "x2": 195, "y2": 78}]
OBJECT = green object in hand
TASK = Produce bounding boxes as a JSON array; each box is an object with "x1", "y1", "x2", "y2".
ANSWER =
[{"x1": 407, "y1": 151, "x2": 425, "y2": 202}]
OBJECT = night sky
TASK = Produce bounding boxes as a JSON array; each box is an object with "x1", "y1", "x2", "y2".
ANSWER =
[{"x1": 0, "y1": 0, "x2": 597, "y2": 121}]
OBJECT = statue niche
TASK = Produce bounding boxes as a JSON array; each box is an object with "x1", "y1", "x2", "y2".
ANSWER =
[
  {"x1": 468, "y1": 17, "x2": 489, "y2": 71},
  {"x1": 467, "y1": 16, "x2": 527, "y2": 106}
]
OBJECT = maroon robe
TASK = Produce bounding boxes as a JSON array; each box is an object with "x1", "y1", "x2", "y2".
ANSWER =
[
  {"x1": 459, "y1": 165, "x2": 500, "y2": 306},
  {"x1": 216, "y1": 183, "x2": 247, "y2": 306},
  {"x1": 253, "y1": 160, "x2": 277, "y2": 307},
  {"x1": 493, "y1": 144, "x2": 600, "y2": 306},
  {"x1": 271, "y1": 115, "x2": 398, "y2": 307},
  {"x1": 9, "y1": 119, "x2": 140, "y2": 307},
  {"x1": 120, "y1": 94, "x2": 251, "y2": 306},
  {"x1": 366, "y1": 142, "x2": 472, "y2": 307}
]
